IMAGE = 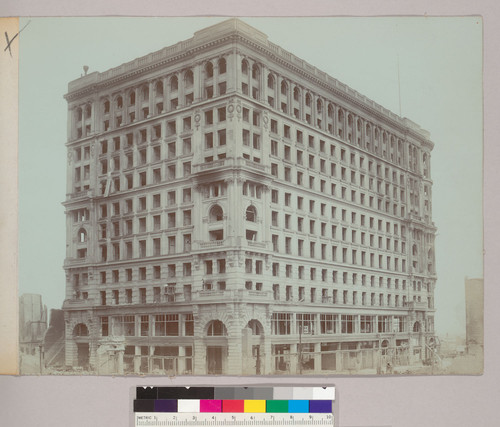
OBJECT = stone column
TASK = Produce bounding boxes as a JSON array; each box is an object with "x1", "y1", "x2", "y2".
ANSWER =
[
  {"x1": 260, "y1": 63, "x2": 267, "y2": 103},
  {"x1": 148, "y1": 80, "x2": 154, "y2": 117},
  {"x1": 241, "y1": 327, "x2": 253, "y2": 375},
  {"x1": 313, "y1": 342, "x2": 321, "y2": 373},
  {"x1": 263, "y1": 332, "x2": 272, "y2": 375},
  {"x1": 90, "y1": 101, "x2": 96, "y2": 136},
  {"x1": 289, "y1": 343, "x2": 298, "y2": 374},
  {"x1": 178, "y1": 72, "x2": 185, "y2": 108},
  {"x1": 133, "y1": 346, "x2": 141, "y2": 373},
  {"x1": 134, "y1": 87, "x2": 140, "y2": 120},
  {"x1": 162, "y1": 76, "x2": 169, "y2": 113},
  {"x1": 178, "y1": 346, "x2": 186, "y2": 374},
  {"x1": 68, "y1": 106, "x2": 74, "y2": 140},
  {"x1": 117, "y1": 349, "x2": 124, "y2": 375},
  {"x1": 194, "y1": 62, "x2": 202, "y2": 102},
  {"x1": 214, "y1": 63, "x2": 219, "y2": 97},
  {"x1": 311, "y1": 94, "x2": 317, "y2": 127},
  {"x1": 226, "y1": 52, "x2": 236, "y2": 94},
  {"x1": 300, "y1": 87, "x2": 305, "y2": 122}
]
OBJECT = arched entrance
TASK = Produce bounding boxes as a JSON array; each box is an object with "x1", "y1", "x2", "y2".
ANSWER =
[
  {"x1": 73, "y1": 323, "x2": 90, "y2": 368},
  {"x1": 205, "y1": 320, "x2": 228, "y2": 375}
]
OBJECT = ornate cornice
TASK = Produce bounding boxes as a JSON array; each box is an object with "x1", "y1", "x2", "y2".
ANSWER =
[{"x1": 65, "y1": 22, "x2": 432, "y2": 148}]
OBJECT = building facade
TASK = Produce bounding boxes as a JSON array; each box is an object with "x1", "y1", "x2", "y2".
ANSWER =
[
  {"x1": 19, "y1": 293, "x2": 48, "y2": 356},
  {"x1": 62, "y1": 19, "x2": 437, "y2": 375},
  {"x1": 465, "y1": 278, "x2": 483, "y2": 352}
]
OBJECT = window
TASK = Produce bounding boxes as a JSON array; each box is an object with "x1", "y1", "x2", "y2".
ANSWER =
[
  {"x1": 320, "y1": 314, "x2": 337, "y2": 334},
  {"x1": 155, "y1": 314, "x2": 179, "y2": 336},
  {"x1": 297, "y1": 314, "x2": 315, "y2": 335},
  {"x1": 140, "y1": 315, "x2": 149, "y2": 337},
  {"x1": 246, "y1": 205, "x2": 257, "y2": 222},
  {"x1": 272, "y1": 313, "x2": 291, "y2": 335},
  {"x1": 209, "y1": 204, "x2": 223, "y2": 222},
  {"x1": 101, "y1": 317, "x2": 109, "y2": 336},
  {"x1": 207, "y1": 320, "x2": 227, "y2": 336},
  {"x1": 341, "y1": 315, "x2": 355, "y2": 333}
]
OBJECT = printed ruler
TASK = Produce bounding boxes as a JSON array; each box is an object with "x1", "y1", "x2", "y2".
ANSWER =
[{"x1": 135, "y1": 413, "x2": 334, "y2": 426}]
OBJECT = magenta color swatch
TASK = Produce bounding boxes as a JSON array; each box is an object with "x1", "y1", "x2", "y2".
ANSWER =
[{"x1": 200, "y1": 400, "x2": 222, "y2": 412}]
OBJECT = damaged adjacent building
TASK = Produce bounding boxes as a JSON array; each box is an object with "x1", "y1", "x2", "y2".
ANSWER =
[
  {"x1": 19, "y1": 293, "x2": 48, "y2": 356},
  {"x1": 62, "y1": 18, "x2": 437, "y2": 375}
]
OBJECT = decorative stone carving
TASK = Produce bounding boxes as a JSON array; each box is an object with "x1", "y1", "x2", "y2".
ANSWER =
[
  {"x1": 262, "y1": 111, "x2": 269, "y2": 130},
  {"x1": 227, "y1": 251, "x2": 235, "y2": 267},
  {"x1": 194, "y1": 109, "x2": 201, "y2": 130}
]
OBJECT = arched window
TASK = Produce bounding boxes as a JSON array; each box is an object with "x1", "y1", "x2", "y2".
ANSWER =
[
  {"x1": 84, "y1": 104, "x2": 92, "y2": 118},
  {"x1": 170, "y1": 76, "x2": 178, "y2": 91},
  {"x1": 218, "y1": 57, "x2": 227, "y2": 74},
  {"x1": 205, "y1": 62, "x2": 214, "y2": 78},
  {"x1": 413, "y1": 321, "x2": 421, "y2": 333},
  {"x1": 115, "y1": 96, "x2": 123, "y2": 109},
  {"x1": 246, "y1": 320, "x2": 263, "y2": 335},
  {"x1": 155, "y1": 81, "x2": 163, "y2": 96},
  {"x1": 207, "y1": 320, "x2": 227, "y2": 336},
  {"x1": 246, "y1": 205, "x2": 257, "y2": 222},
  {"x1": 293, "y1": 87, "x2": 300, "y2": 101},
  {"x1": 316, "y1": 99, "x2": 323, "y2": 113},
  {"x1": 338, "y1": 109, "x2": 344, "y2": 121},
  {"x1": 141, "y1": 85, "x2": 149, "y2": 101},
  {"x1": 357, "y1": 119, "x2": 362, "y2": 131},
  {"x1": 412, "y1": 244, "x2": 418, "y2": 256},
  {"x1": 184, "y1": 69, "x2": 194, "y2": 87},
  {"x1": 103, "y1": 99, "x2": 110, "y2": 114},
  {"x1": 78, "y1": 228, "x2": 87, "y2": 243},
  {"x1": 305, "y1": 93, "x2": 312, "y2": 107},
  {"x1": 209, "y1": 205, "x2": 224, "y2": 222},
  {"x1": 280, "y1": 80, "x2": 287, "y2": 96},
  {"x1": 242, "y1": 59, "x2": 249, "y2": 75},
  {"x1": 347, "y1": 114, "x2": 353, "y2": 127},
  {"x1": 267, "y1": 73, "x2": 275, "y2": 89},
  {"x1": 128, "y1": 91, "x2": 135, "y2": 106},
  {"x1": 76, "y1": 107, "x2": 83, "y2": 121},
  {"x1": 252, "y1": 64, "x2": 260, "y2": 79},
  {"x1": 73, "y1": 323, "x2": 89, "y2": 337},
  {"x1": 328, "y1": 104, "x2": 334, "y2": 118}
]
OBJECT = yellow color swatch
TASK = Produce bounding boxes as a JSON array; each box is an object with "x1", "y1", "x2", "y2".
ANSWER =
[{"x1": 244, "y1": 400, "x2": 266, "y2": 413}]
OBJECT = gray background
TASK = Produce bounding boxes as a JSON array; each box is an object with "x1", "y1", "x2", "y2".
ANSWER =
[{"x1": 1, "y1": 1, "x2": 499, "y2": 426}]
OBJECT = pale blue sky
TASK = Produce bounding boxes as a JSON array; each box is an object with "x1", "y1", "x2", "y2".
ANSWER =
[{"x1": 18, "y1": 17, "x2": 483, "y2": 337}]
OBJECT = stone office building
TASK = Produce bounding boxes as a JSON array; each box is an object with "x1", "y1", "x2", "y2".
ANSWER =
[{"x1": 62, "y1": 18, "x2": 437, "y2": 375}]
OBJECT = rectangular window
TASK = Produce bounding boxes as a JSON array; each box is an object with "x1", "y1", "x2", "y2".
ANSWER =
[
  {"x1": 154, "y1": 314, "x2": 179, "y2": 336},
  {"x1": 185, "y1": 314, "x2": 194, "y2": 336},
  {"x1": 271, "y1": 313, "x2": 291, "y2": 335},
  {"x1": 341, "y1": 315, "x2": 355, "y2": 334},
  {"x1": 297, "y1": 313, "x2": 315, "y2": 335},
  {"x1": 101, "y1": 316, "x2": 109, "y2": 336},
  {"x1": 360, "y1": 315, "x2": 374, "y2": 333},
  {"x1": 320, "y1": 314, "x2": 337, "y2": 334}
]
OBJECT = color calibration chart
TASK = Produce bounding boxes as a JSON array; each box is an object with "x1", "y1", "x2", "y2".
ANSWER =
[{"x1": 134, "y1": 387, "x2": 335, "y2": 426}]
